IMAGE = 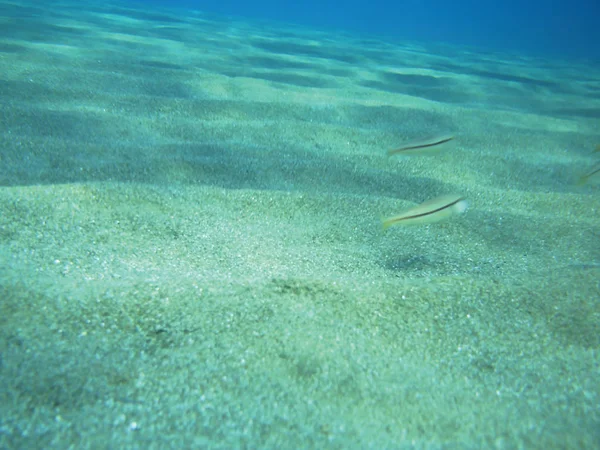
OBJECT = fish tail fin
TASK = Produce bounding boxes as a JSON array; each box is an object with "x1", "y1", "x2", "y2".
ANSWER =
[{"x1": 382, "y1": 217, "x2": 393, "y2": 231}]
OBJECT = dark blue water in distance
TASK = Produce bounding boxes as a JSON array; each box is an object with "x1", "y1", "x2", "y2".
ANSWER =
[{"x1": 133, "y1": 0, "x2": 600, "y2": 61}]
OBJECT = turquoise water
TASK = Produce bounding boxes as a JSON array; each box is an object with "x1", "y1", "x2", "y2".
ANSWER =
[{"x1": 0, "y1": 0, "x2": 599, "y2": 448}]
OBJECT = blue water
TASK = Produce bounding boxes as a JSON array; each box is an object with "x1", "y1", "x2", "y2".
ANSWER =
[{"x1": 135, "y1": 0, "x2": 600, "y2": 60}]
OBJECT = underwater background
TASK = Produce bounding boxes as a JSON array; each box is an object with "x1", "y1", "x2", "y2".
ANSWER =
[
  {"x1": 135, "y1": 0, "x2": 600, "y2": 59},
  {"x1": 1, "y1": 0, "x2": 599, "y2": 448}
]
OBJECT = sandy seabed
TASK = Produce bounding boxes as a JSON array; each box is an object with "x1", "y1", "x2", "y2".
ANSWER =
[{"x1": 0, "y1": 0, "x2": 599, "y2": 448}]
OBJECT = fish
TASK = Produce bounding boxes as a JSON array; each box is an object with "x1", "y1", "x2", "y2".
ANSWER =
[
  {"x1": 382, "y1": 194, "x2": 468, "y2": 229},
  {"x1": 594, "y1": 144, "x2": 600, "y2": 153},
  {"x1": 388, "y1": 133, "x2": 455, "y2": 157},
  {"x1": 577, "y1": 163, "x2": 600, "y2": 185}
]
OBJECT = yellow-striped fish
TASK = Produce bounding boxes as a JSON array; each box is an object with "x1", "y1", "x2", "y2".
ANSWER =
[
  {"x1": 388, "y1": 134, "x2": 455, "y2": 157},
  {"x1": 577, "y1": 163, "x2": 600, "y2": 185},
  {"x1": 382, "y1": 194, "x2": 468, "y2": 229}
]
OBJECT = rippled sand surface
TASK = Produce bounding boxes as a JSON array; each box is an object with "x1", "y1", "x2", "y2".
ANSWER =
[{"x1": 1, "y1": 1, "x2": 599, "y2": 447}]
